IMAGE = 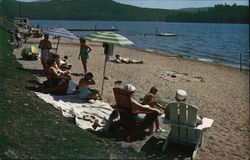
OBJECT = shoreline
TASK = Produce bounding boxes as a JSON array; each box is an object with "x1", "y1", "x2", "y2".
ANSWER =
[
  {"x1": 21, "y1": 38, "x2": 250, "y2": 70},
  {"x1": 15, "y1": 37, "x2": 249, "y2": 160},
  {"x1": 121, "y1": 45, "x2": 250, "y2": 71}
]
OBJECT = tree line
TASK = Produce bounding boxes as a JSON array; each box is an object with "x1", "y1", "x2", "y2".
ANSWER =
[{"x1": 0, "y1": 0, "x2": 248, "y2": 24}]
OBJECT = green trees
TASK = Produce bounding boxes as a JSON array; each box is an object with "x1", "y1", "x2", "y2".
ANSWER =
[{"x1": 0, "y1": 0, "x2": 248, "y2": 24}]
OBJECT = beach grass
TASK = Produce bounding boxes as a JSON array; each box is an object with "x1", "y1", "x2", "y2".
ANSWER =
[{"x1": 0, "y1": 29, "x2": 145, "y2": 159}]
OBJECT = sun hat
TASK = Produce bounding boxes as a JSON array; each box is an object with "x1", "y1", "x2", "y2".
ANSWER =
[
  {"x1": 124, "y1": 84, "x2": 136, "y2": 92},
  {"x1": 175, "y1": 89, "x2": 187, "y2": 100}
]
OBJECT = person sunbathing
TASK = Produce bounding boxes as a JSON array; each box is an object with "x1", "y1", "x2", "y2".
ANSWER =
[
  {"x1": 112, "y1": 55, "x2": 143, "y2": 64},
  {"x1": 142, "y1": 86, "x2": 166, "y2": 132},
  {"x1": 78, "y1": 72, "x2": 101, "y2": 101},
  {"x1": 46, "y1": 59, "x2": 71, "y2": 85},
  {"x1": 60, "y1": 56, "x2": 72, "y2": 70},
  {"x1": 39, "y1": 59, "x2": 71, "y2": 94},
  {"x1": 52, "y1": 53, "x2": 72, "y2": 71}
]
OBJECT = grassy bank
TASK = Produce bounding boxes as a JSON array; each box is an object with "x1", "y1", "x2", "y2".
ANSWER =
[{"x1": 0, "y1": 29, "x2": 144, "y2": 159}]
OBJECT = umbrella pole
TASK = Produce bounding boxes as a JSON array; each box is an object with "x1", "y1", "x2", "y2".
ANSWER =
[
  {"x1": 55, "y1": 37, "x2": 61, "y2": 54},
  {"x1": 101, "y1": 54, "x2": 108, "y2": 96}
]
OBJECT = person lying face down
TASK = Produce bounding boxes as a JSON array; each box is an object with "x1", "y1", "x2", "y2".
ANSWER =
[{"x1": 78, "y1": 72, "x2": 102, "y2": 101}]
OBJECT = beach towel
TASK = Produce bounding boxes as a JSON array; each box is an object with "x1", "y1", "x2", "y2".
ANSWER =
[{"x1": 35, "y1": 92, "x2": 113, "y2": 131}]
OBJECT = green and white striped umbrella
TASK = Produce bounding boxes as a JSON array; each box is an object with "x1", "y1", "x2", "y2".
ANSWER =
[{"x1": 84, "y1": 32, "x2": 134, "y2": 46}]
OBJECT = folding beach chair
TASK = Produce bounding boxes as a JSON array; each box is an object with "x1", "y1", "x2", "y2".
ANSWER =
[
  {"x1": 111, "y1": 88, "x2": 156, "y2": 142},
  {"x1": 162, "y1": 102, "x2": 213, "y2": 159}
]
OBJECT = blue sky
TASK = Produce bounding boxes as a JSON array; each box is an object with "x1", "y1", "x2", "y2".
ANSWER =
[{"x1": 18, "y1": 0, "x2": 249, "y2": 9}]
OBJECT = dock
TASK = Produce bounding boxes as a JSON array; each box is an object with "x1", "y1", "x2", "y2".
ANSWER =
[{"x1": 67, "y1": 28, "x2": 119, "y2": 31}]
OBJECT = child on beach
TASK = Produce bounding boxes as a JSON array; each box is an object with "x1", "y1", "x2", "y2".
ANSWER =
[
  {"x1": 142, "y1": 86, "x2": 166, "y2": 132},
  {"x1": 14, "y1": 29, "x2": 22, "y2": 46},
  {"x1": 60, "y1": 56, "x2": 72, "y2": 70},
  {"x1": 78, "y1": 72, "x2": 101, "y2": 101},
  {"x1": 39, "y1": 34, "x2": 52, "y2": 71},
  {"x1": 78, "y1": 38, "x2": 92, "y2": 74}
]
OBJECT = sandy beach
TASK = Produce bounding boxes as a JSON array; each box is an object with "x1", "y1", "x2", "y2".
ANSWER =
[{"x1": 15, "y1": 37, "x2": 249, "y2": 160}]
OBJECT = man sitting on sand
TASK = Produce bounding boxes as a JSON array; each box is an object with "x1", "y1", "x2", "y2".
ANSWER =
[
  {"x1": 111, "y1": 55, "x2": 143, "y2": 64},
  {"x1": 78, "y1": 72, "x2": 102, "y2": 101},
  {"x1": 142, "y1": 86, "x2": 166, "y2": 132},
  {"x1": 165, "y1": 89, "x2": 202, "y2": 125}
]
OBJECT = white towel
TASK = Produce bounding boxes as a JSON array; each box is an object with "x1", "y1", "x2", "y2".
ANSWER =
[{"x1": 35, "y1": 92, "x2": 113, "y2": 130}]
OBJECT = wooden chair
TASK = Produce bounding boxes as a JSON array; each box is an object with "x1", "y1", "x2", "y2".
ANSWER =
[
  {"x1": 112, "y1": 88, "x2": 157, "y2": 142},
  {"x1": 162, "y1": 102, "x2": 214, "y2": 159}
]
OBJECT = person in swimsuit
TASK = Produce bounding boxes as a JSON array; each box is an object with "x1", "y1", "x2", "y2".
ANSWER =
[
  {"x1": 39, "y1": 34, "x2": 52, "y2": 71},
  {"x1": 142, "y1": 86, "x2": 166, "y2": 132},
  {"x1": 78, "y1": 38, "x2": 92, "y2": 74}
]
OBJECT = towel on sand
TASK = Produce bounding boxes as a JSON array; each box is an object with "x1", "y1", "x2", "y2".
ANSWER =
[{"x1": 35, "y1": 92, "x2": 113, "y2": 131}]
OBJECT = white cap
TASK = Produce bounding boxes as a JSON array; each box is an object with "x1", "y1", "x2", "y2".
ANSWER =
[
  {"x1": 124, "y1": 84, "x2": 136, "y2": 92},
  {"x1": 176, "y1": 89, "x2": 187, "y2": 100}
]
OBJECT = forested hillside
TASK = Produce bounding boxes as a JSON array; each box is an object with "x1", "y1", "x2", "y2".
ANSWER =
[{"x1": 0, "y1": 0, "x2": 248, "y2": 23}]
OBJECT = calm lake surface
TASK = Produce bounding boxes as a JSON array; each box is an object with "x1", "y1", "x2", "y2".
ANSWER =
[{"x1": 30, "y1": 20, "x2": 249, "y2": 69}]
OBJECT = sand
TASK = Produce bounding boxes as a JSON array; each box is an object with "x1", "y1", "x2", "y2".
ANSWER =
[{"x1": 15, "y1": 37, "x2": 249, "y2": 160}]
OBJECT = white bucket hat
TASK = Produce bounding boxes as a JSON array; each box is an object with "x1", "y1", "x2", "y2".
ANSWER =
[
  {"x1": 176, "y1": 89, "x2": 187, "y2": 100},
  {"x1": 124, "y1": 84, "x2": 136, "y2": 92}
]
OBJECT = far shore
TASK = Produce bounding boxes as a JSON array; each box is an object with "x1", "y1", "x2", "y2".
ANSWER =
[{"x1": 15, "y1": 37, "x2": 249, "y2": 160}]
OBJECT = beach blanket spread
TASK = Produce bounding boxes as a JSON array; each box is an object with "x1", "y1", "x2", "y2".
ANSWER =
[{"x1": 35, "y1": 92, "x2": 113, "y2": 131}]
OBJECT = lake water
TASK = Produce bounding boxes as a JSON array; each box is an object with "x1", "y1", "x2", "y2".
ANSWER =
[{"x1": 30, "y1": 20, "x2": 249, "y2": 69}]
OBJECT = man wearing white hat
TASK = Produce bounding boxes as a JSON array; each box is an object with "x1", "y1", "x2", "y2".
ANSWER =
[
  {"x1": 165, "y1": 89, "x2": 202, "y2": 124},
  {"x1": 124, "y1": 84, "x2": 161, "y2": 115},
  {"x1": 122, "y1": 84, "x2": 162, "y2": 133}
]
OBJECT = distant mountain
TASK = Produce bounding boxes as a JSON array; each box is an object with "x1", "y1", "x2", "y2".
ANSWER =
[{"x1": 0, "y1": 0, "x2": 248, "y2": 24}]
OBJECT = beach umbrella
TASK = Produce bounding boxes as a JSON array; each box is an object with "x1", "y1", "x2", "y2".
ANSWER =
[
  {"x1": 84, "y1": 32, "x2": 134, "y2": 45},
  {"x1": 21, "y1": 45, "x2": 39, "y2": 60},
  {"x1": 42, "y1": 27, "x2": 79, "y2": 54},
  {"x1": 25, "y1": 45, "x2": 39, "y2": 54},
  {"x1": 84, "y1": 32, "x2": 134, "y2": 95}
]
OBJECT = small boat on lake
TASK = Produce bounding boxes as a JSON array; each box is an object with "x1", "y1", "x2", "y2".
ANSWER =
[
  {"x1": 156, "y1": 33, "x2": 177, "y2": 36},
  {"x1": 155, "y1": 27, "x2": 177, "y2": 36}
]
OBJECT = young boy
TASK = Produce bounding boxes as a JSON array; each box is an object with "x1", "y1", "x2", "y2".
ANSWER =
[{"x1": 142, "y1": 86, "x2": 166, "y2": 132}]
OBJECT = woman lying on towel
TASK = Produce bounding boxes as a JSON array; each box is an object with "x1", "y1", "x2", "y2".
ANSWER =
[
  {"x1": 111, "y1": 55, "x2": 143, "y2": 64},
  {"x1": 78, "y1": 72, "x2": 102, "y2": 101},
  {"x1": 40, "y1": 59, "x2": 72, "y2": 95}
]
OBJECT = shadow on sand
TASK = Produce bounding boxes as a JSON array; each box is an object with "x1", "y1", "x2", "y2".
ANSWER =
[
  {"x1": 17, "y1": 67, "x2": 45, "y2": 77},
  {"x1": 89, "y1": 130, "x2": 193, "y2": 159}
]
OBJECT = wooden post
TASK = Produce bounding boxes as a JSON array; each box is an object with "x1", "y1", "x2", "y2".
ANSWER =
[
  {"x1": 240, "y1": 52, "x2": 242, "y2": 71},
  {"x1": 101, "y1": 54, "x2": 108, "y2": 96},
  {"x1": 55, "y1": 37, "x2": 61, "y2": 54}
]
